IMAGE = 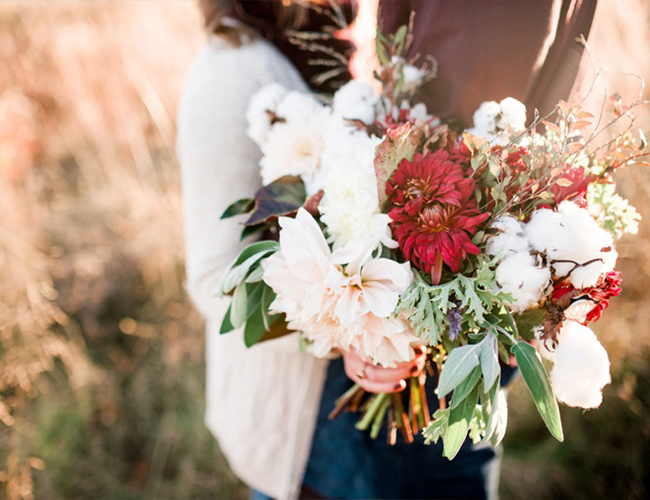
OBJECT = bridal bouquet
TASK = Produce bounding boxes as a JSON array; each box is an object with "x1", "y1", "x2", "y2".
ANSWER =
[{"x1": 217, "y1": 26, "x2": 646, "y2": 459}]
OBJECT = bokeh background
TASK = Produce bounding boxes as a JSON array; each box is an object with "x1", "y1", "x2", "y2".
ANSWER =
[{"x1": 0, "y1": 1, "x2": 648, "y2": 499}]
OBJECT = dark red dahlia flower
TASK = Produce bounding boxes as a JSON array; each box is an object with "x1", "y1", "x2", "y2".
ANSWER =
[{"x1": 386, "y1": 150, "x2": 489, "y2": 283}]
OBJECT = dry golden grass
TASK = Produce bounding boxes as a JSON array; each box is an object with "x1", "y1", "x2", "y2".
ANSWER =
[{"x1": 0, "y1": 1, "x2": 648, "y2": 499}]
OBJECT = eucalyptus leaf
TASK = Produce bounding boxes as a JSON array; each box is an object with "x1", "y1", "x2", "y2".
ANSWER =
[
  {"x1": 512, "y1": 341, "x2": 564, "y2": 442},
  {"x1": 437, "y1": 343, "x2": 481, "y2": 398},
  {"x1": 443, "y1": 384, "x2": 479, "y2": 460}
]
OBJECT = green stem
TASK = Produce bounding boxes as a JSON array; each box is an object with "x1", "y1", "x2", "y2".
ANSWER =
[
  {"x1": 356, "y1": 393, "x2": 389, "y2": 431},
  {"x1": 370, "y1": 395, "x2": 391, "y2": 439}
]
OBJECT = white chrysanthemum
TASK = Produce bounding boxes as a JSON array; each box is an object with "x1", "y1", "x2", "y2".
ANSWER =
[
  {"x1": 494, "y1": 252, "x2": 551, "y2": 312},
  {"x1": 246, "y1": 83, "x2": 288, "y2": 145},
  {"x1": 262, "y1": 208, "x2": 416, "y2": 367},
  {"x1": 486, "y1": 215, "x2": 530, "y2": 257},
  {"x1": 319, "y1": 133, "x2": 394, "y2": 249},
  {"x1": 525, "y1": 201, "x2": 617, "y2": 288},
  {"x1": 468, "y1": 97, "x2": 527, "y2": 146},
  {"x1": 332, "y1": 80, "x2": 379, "y2": 125},
  {"x1": 540, "y1": 320, "x2": 611, "y2": 409},
  {"x1": 259, "y1": 93, "x2": 331, "y2": 194}
]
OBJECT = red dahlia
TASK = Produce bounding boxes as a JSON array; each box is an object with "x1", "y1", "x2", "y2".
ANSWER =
[{"x1": 386, "y1": 150, "x2": 489, "y2": 283}]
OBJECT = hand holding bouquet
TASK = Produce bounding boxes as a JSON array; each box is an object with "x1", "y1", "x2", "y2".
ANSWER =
[{"x1": 217, "y1": 24, "x2": 646, "y2": 459}]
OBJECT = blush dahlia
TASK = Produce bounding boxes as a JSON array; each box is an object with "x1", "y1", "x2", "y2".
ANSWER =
[{"x1": 386, "y1": 150, "x2": 489, "y2": 283}]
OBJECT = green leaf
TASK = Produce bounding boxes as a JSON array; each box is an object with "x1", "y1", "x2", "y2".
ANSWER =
[
  {"x1": 243, "y1": 306, "x2": 266, "y2": 348},
  {"x1": 479, "y1": 334, "x2": 500, "y2": 392},
  {"x1": 219, "y1": 241, "x2": 278, "y2": 294},
  {"x1": 513, "y1": 308, "x2": 547, "y2": 340},
  {"x1": 437, "y1": 343, "x2": 481, "y2": 398},
  {"x1": 245, "y1": 282, "x2": 265, "y2": 320},
  {"x1": 512, "y1": 341, "x2": 564, "y2": 442},
  {"x1": 423, "y1": 408, "x2": 450, "y2": 445},
  {"x1": 240, "y1": 224, "x2": 268, "y2": 241},
  {"x1": 485, "y1": 386, "x2": 508, "y2": 447},
  {"x1": 261, "y1": 284, "x2": 278, "y2": 331},
  {"x1": 230, "y1": 283, "x2": 248, "y2": 329},
  {"x1": 451, "y1": 366, "x2": 481, "y2": 409},
  {"x1": 220, "y1": 304, "x2": 235, "y2": 334},
  {"x1": 221, "y1": 198, "x2": 254, "y2": 219},
  {"x1": 468, "y1": 405, "x2": 487, "y2": 444},
  {"x1": 245, "y1": 176, "x2": 307, "y2": 226},
  {"x1": 443, "y1": 384, "x2": 479, "y2": 460},
  {"x1": 232, "y1": 241, "x2": 279, "y2": 268},
  {"x1": 245, "y1": 265, "x2": 265, "y2": 283},
  {"x1": 374, "y1": 123, "x2": 421, "y2": 210}
]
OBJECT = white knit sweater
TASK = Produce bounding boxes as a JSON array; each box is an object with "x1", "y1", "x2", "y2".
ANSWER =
[{"x1": 176, "y1": 36, "x2": 330, "y2": 500}]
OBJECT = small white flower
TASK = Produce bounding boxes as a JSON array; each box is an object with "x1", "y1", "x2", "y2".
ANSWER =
[
  {"x1": 541, "y1": 320, "x2": 611, "y2": 409},
  {"x1": 332, "y1": 80, "x2": 379, "y2": 125},
  {"x1": 246, "y1": 83, "x2": 288, "y2": 146}
]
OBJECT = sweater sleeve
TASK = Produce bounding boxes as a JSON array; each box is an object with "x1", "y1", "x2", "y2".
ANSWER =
[{"x1": 176, "y1": 38, "x2": 306, "y2": 321}]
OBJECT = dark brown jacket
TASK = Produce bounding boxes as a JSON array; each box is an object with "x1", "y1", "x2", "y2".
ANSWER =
[{"x1": 379, "y1": 0, "x2": 598, "y2": 125}]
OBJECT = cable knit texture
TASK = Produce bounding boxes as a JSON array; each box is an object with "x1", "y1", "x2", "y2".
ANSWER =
[{"x1": 177, "y1": 36, "x2": 329, "y2": 500}]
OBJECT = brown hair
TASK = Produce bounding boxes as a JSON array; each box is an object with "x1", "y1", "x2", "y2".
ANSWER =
[{"x1": 199, "y1": 0, "x2": 310, "y2": 46}]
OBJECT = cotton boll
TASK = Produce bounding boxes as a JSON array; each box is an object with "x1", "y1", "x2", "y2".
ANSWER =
[
  {"x1": 549, "y1": 321, "x2": 611, "y2": 409},
  {"x1": 246, "y1": 83, "x2": 288, "y2": 145},
  {"x1": 491, "y1": 215, "x2": 525, "y2": 235},
  {"x1": 402, "y1": 63, "x2": 425, "y2": 93},
  {"x1": 495, "y1": 252, "x2": 551, "y2": 312},
  {"x1": 486, "y1": 232, "x2": 530, "y2": 257},
  {"x1": 486, "y1": 215, "x2": 530, "y2": 257},
  {"x1": 468, "y1": 101, "x2": 501, "y2": 140},
  {"x1": 555, "y1": 201, "x2": 617, "y2": 288},
  {"x1": 525, "y1": 207, "x2": 571, "y2": 255},
  {"x1": 498, "y1": 97, "x2": 527, "y2": 131},
  {"x1": 332, "y1": 81, "x2": 379, "y2": 125},
  {"x1": 525, "y1": 203, "x2": 617, "y2": 288}
]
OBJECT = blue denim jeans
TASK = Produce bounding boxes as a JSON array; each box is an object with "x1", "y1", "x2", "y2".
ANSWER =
[{"x1": 301, "y1": 358, "x2": 513, "y2": 499}]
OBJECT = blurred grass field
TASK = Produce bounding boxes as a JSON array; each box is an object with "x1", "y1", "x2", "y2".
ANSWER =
[{"x1": 0, "y1": 1, "x2": 648, "y2": 499}]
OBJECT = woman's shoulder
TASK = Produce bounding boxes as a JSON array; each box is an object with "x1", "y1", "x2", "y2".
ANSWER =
[{"x1": 181, "y1": 36, "x2": 306, "y2": 104}]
